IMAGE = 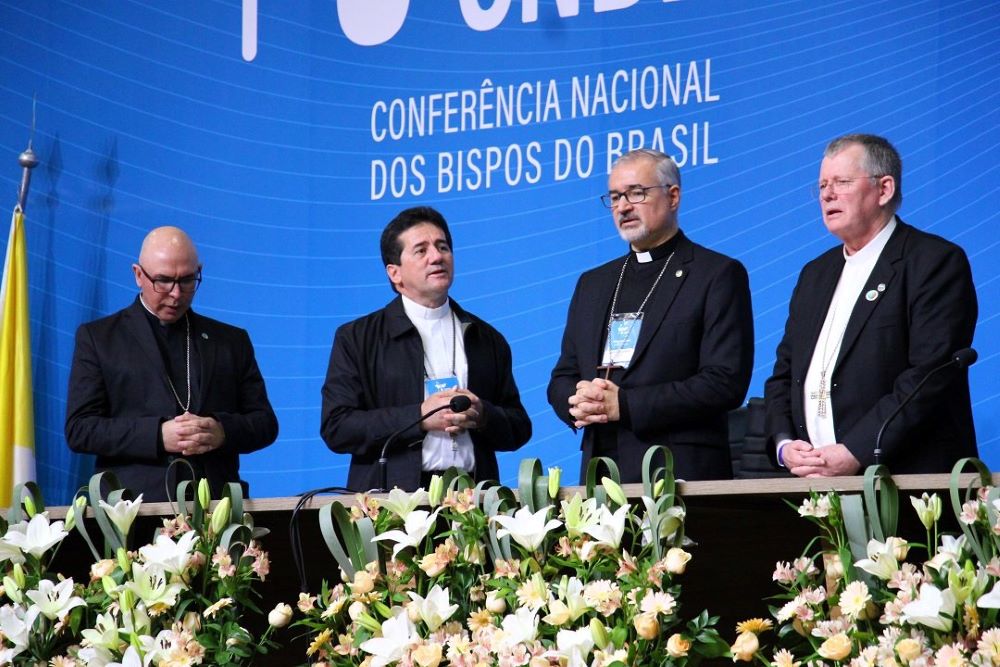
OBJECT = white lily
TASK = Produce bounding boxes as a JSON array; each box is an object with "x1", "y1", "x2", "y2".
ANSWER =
[
  {"x1": 25, "y1": 577, "x2": 87, "y2": 621},
  {"x1": 543, "y1": 577, "x2": 590, "y2": 625},
  {"x1": 124, "y1": 562, "x2": 185, "y2": 615},
  {"x1": 138, "y1": 531, "x2": 199, "y2": 576},
  {"x1": 406, "y1": 584, "x2": 458, "y2": 631},
  {"x1": 0, "y1": 603, "x2": 37, "y2": 659},
  {"x1": 359, "y1": 607, "x2": 419, "y2": 667},
  {"x1": 552, "y1": 627, "x2": 595, "y2": 667},
  {"x1": 580, "y1": 504, "x2": 630, "y2": 560},
  {"x1": 910, "y1": 493, "x2": 942, "y2": 530},
  {"x1": 854, "y1": 538, "x2": 899, "y2": 580},
  {"x1": 380, "y1": 487, "x2": 429, "y2": 519},
  {"x1": 926, "y1": 535, "x2": 967, "y2": 571},
  {"x1": 3, "y1": 513, "x2": 68, "y2": 558},
  {"x1": 499, "y1": 606, "x2": 539, "y2": 648},
  {"x1": 561, "y1": 494, "x2": 597, "y2": 539},
  {"x1": 81, "y1": 611, "x2": 125, "y2": 651},
  {"x1": 492, "y1": 505, "x2": 562, "y2": 551},
  {"x1": 977, "y1": 581, "x2": 1000, "y2": 608},
  {"x1": 77, "y1": 645, "x2": 117, "y2": 667},
  {"x1": 638, "y1": 496, "x2": 685, "y2": 544},
  {"x1": 0, "y1": 538, "x2": 26, "y2": 565},
  {"x1": 371, "y1": 508, "x2": 441, "y2": 559},
  {"x1": 108, "y1": 646, "x2": 144, "y2": 667},
  {"x1": 99, "y1": 495, "x2": 144, "y2": 538},
  {"x1": 900, "y1": 583, "x2": 956, "y2": 631}
]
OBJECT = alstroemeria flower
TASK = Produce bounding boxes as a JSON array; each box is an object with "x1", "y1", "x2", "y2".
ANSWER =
[
  {"x1": 372, "y1": 509, "x2": 441, "y2": 559},
  {"x1": 406, "y1": 584, "x2": 458, "y2": 631},
  {"x1": 379, "y1": 487, "x2": 429, "y2": 519},
  {"x1": 138, "y1": 531, "x2": 200, "y2": 576},
  {"x1": 3, "y1": 513, "x2": 68, "y2": 558},
  {"x1": 492, "y1": 505, "x2": 562, "y2": 551},
  {"x1": 99, "y1": 495, "x2": 144, "y2": 537},
  {"x1": 359, "y1": 608, "x2": 419, "y2": 667},
  {"x1": 580, "y1": 504, "x2": 630, "y2": 560},
  {"x1": 900, "y1": 583, "x2": 956, "y2": 631},
  {"x1": 854, "y1": 538, "x2": 899, "y2": 580},
  {"x1": 25, "y1": 577, "x2": 87, "y2": 621},
  {"x1": 124, "y1": 562, "x2": 186, "y2": 615}
]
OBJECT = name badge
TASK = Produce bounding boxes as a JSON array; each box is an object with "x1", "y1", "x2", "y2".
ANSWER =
[
  {"x1": 601, "y1": 312, "x2": 643, "y2": 370},
  {"x1": 425, "y1": 375, "x2": 459, "y2": 397}
]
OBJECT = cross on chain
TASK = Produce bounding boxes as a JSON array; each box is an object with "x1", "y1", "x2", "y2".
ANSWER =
[{"x1": 810, "y1": 371, "x2": 831, "y2": 418}]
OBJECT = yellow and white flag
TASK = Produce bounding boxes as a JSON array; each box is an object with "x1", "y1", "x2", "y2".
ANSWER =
[{"x1": 0, "y1": 206, "x2": 37, "y2": 505}]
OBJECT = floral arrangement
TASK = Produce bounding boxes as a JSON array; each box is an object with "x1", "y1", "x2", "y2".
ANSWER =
[
  {"x1": 290, "y1": 448, "x2": 728, "y2": 667},
  {"x1": 0, "y1": 473, "x2": 277, "y2": 666},
  {"x1": 731, "y1": 459, "x2": 1000, "y2": 667}
]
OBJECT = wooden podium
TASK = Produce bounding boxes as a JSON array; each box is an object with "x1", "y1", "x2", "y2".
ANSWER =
[{"x1": 39, "y1": 474, "x2": 987, "y2": 666}]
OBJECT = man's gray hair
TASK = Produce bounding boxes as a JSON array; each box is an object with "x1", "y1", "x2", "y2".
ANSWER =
[
  {"x1": 825, "y1": 133, "x2": 902, "y2": 213},
  {"x1": 613, "y1": 149, "x2": 681, "y2": 189}
]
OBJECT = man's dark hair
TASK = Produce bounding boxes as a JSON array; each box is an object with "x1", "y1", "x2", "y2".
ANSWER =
[{"x1": 379, "y1": 206, "x2": 453, "y2": 267}]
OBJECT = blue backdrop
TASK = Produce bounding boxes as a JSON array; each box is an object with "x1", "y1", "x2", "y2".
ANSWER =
[{"x1": 2, "y1": 0, "x2": 998, "y2": 504}]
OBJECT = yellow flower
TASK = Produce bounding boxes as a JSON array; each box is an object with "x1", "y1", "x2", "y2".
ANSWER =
[
  {"x1": 467, "y1": 609, "x2": 493, "y2": 632},
  {"x1": 731, "y1": 631, "x2": 759, "y2": 662},
  {"x1": 203, "y1": 597, "x2": 233, "y2": 618},
  {"x1": 735, "y1": 618, "x2": 773, "y2": 634},
  {"x1": 896, "y1": 638, "x2": 922, "y2": 664},
  {"x1": 818, "y1": 633, "x2": 853, "y2": 661},
  {"x1": 633, "y1": 613, "x2": 660, "y2": 640},
  {"x1": 307, "y1": 628, "x2": 333, "y2": 656},
  {"x1": 773, "y1": 648, "x2": 801, "y2": 667},
  {"x1": 667, "y1": 633, "x2": 691, "y2": 658},
  {"x1": 412, "y1": 642, "x2": 443, "y2": 667}
]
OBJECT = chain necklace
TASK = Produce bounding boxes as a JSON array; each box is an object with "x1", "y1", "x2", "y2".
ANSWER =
[
  {"x1": 165, "y1": 313, "x2": 192, "y2": 413},
  {"x1": 605, "y1": 251, "x2": 675, "y2": 356},
  {"x1": 811, "y1": 299, "x2": 847, "y2": 419}
]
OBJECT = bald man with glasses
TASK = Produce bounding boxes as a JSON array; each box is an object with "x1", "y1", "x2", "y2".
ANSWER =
[{"x1": 66, "y1": 226, "x2": 278, "y2": 501}]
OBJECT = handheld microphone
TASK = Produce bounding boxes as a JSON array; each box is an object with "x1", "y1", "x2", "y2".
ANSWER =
[
  {"x1": 378, "y1": 395, "x2": 472, "y2": 492},
  {"x1": 873, "y1": 348, "x2": 977, "y2": 465}
]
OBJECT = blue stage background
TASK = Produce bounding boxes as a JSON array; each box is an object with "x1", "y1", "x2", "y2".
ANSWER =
[{"x1": 1, "y1": 0, "x2": 998, "y2": 504}]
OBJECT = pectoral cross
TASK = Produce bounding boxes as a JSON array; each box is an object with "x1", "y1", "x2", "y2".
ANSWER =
[
  {"x1": 596, "y1": 362, "x2": 622, "y2": 380},
  {"x1": 810, "y1": 372, "x2": 831, "y2": 418}
]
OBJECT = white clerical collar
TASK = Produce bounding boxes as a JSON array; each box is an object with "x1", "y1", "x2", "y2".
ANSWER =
[
  {"x1": 844, "y1": 216, "x2": 897, "y2": 266},
  {"x1": 401, "y1": 294, "x2": 451, "y2": 321}
]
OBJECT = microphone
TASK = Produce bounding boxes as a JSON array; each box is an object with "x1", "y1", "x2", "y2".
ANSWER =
[
  {"x1": 378, "y1": 395, "x2": 472, "y2": 492},
  {"x1": 873, "y1": 348, "x2": 977, "y2": 465}
]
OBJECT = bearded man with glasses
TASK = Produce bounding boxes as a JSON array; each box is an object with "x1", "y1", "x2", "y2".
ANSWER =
[
  {"x1": 548, "y1": 148, "x2": 754, "y2": 483},
  {"x1": 66, "y1": 226, "x2": 278, "y2": 500},
  {"x1": 765, "y1": 133, "x2": 978, "y2": 477}
]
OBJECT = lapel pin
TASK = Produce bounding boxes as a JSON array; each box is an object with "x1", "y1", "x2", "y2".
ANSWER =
[
  {"x1": 675, "y1": 270, "x2": 683, "y2": 278},
  {"x1": 201, "y1": 333, "x2": 209, "y2": 339},
  {"x1": 865, "y1": 289, "x2": 879, "y2": 301},
  {"x1": 877, "y1": 283, "x2": 886, "y2": 292}
]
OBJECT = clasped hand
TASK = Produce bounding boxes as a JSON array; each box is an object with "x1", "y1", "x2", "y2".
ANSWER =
[
  {"x1": 162, "y1": 412, "x2": 226, "y2": 457},
  {"x1": 568, "y1": 378, "x2": 620, "y2": 428},
  {"x1": 421, "y1": 389, "x2": 482, "y2": 435}
]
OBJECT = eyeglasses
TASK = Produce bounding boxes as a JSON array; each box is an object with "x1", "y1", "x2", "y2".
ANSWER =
[
  {"x1": 811, "y1": 175, "x2": 882, "y2": 199},
  {"x1": 138, "y1": 265, "x2": 202, "y2": 294},
  {"x1": 600, "y1": 184, "x2": 672, "y2": 208}
]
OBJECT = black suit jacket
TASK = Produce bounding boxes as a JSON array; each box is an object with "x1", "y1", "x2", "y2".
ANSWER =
[
  {"x1": 764, "y1": 219, "x2": 978, "y2": 472},
  {"x1": 65, "y1": 299, "x2": 278, "y2": 501},
  {"x1": 548, "y1": 231, "x2": 754, "y2": 483},
  {"x1": 320, "y1": 296, "x2": 532, "y2": 492}
]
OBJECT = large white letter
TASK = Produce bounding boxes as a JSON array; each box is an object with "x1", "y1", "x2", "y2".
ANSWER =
[
  {"x1": 460, "y1": 0, "x2": 512, "y2": 31},
  {"x1": 594, "y1": 0, "x2": 639, "y2": 11},
  {"x1": 337, "y1": 0, "x2": 409, "y2": 46}
]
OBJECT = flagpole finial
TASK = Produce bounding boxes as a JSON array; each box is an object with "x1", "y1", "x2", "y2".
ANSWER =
[{"x1": 16, "y1": 145, "x2": 39, "y2": 212}]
